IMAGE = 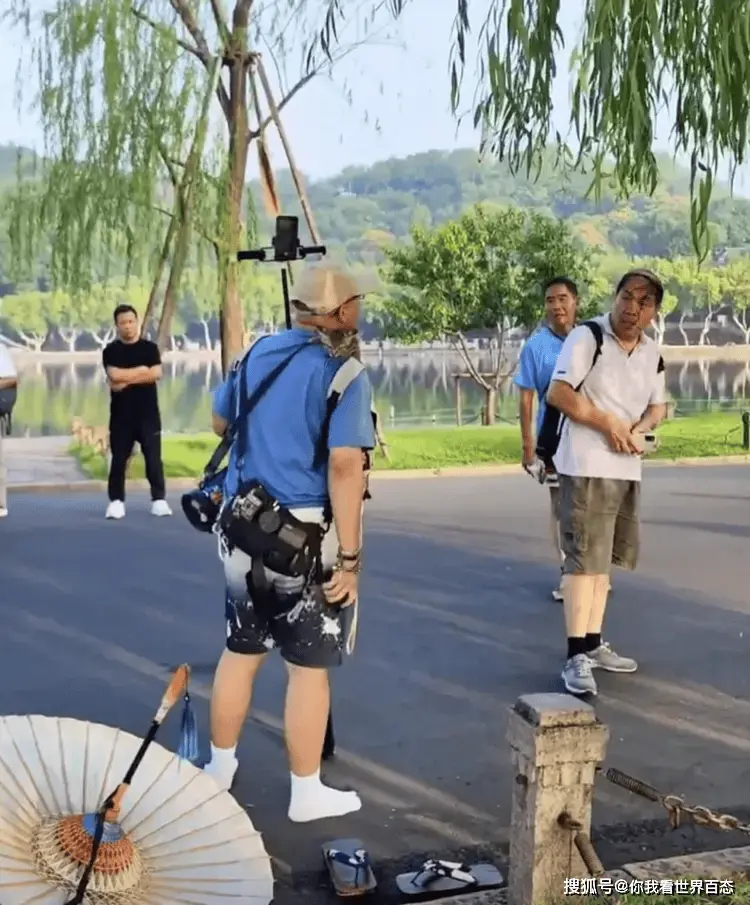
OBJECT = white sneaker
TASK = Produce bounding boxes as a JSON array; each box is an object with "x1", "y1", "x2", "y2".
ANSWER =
[
  {"x1": 105, "y1": 500, "x2": 126, "y2": 520},
  {"x1": 150, "y1": 499, "x2": 172, "y2": 517},
  {"x1": 0, "y1": 507, "x2": 7, "y2": 518}
]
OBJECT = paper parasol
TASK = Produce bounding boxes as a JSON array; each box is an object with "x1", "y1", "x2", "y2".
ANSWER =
[{"x1": 0, "y1": 711, "x2": 274, "y2": 905}]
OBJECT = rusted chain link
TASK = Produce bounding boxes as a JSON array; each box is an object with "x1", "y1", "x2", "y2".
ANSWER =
[
  {"x1": 558, "y1": 813, "x2": 605, "y2": 877},
  {"x1": 599, "y1": 766, "x2": 750, "y2": 834}
]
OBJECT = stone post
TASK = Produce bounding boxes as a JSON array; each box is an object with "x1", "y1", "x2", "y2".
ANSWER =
[{"x1": 507, "y1": 693, "x2": 609, "y2": 905}]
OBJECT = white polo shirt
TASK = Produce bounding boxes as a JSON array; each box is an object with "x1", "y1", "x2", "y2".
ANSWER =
[
  {"x1": 0, "y1": 344, "x2": 16, "y2": 379},
  {"x1": 551, "y1": 314, "x2": 667, "y2": 481}
]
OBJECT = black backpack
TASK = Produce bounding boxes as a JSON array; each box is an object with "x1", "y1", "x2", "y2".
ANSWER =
[
  {"x1": 0, "y1": 385, "x2": 17, "y2": 435},
  {"x1": 535, "y1": 320, "x2": 665, "y2": 469}
]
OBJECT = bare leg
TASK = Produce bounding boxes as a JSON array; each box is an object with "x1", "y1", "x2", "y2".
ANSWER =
[
  {"x1": 285, "y1": 664, "x2": 361, "y2": 822},
  {"x1": 586, "y1": 574, "x2": 611, "y2": 636},
  {"x1": 203, "y1": 649, "x2": 265, "y2": 790}
]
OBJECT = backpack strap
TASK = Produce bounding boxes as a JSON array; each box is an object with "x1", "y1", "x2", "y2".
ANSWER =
[
  {"x1": 314, "y1": 358, "x2": 377, "y2": 469},
  {"x1": 576, "y1": 320, "x2": 604, "y2": 391}
]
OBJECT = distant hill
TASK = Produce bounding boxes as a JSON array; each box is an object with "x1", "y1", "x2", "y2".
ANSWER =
[{"x1": 3, "y1": 143, "x2": 750, "y2": 279}]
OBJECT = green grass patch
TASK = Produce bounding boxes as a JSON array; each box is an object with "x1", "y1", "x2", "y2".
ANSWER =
[{"x1": 70, "y1": 412, "x2": 748, "y2": 481}]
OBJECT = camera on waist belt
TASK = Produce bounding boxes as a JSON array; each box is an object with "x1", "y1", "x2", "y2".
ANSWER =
[{"x1": 220, "y1": 480, "x2": 323, "y2": 578}]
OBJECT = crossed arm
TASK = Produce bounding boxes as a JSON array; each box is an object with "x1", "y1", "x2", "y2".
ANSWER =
[
  {"x1": 0, "y1": 376, "x2": 17, "y2": 391},
  {"x1": 106, "y1": 365, "x2": 162, "y2": 392}
]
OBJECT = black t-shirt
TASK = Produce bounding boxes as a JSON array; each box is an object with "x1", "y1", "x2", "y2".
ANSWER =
[{"x1": 103, "y1": 339, "x2": 161, "y2": 423}]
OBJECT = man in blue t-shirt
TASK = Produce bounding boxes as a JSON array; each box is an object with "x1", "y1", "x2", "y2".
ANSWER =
[
  {"x1": 203, "y1": 265, "x2": 375, "y2": 825},
  {"x1": 514, "y1": 276, "x2": 578, "y2": 601}
]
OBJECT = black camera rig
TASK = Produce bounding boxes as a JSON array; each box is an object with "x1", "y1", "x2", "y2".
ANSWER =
[{"x1": 237, "y1": 215, "x2": 327, "y2": 328}]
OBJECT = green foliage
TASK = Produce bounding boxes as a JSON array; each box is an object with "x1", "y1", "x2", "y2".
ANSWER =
[
  {"x1": 310, "y1": 0, "x2": 750, "y2": 259},
  {"x1": 380, "y1": 205, "x2": 592, "y2": 342}
]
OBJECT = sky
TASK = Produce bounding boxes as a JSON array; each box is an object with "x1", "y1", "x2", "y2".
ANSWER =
[{"x1": 1, "y1": 0, "x2": 748, "y2": 191}]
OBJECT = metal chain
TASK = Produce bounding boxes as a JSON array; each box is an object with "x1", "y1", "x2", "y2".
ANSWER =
[{"x1": 599, "y1": 767, "x2": 750, "y2": 834}]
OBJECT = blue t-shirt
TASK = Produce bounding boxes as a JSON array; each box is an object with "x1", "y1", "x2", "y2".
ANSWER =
[
  {"x1": 513, "y1": 326, "x2": 566, "y2": 435},
  {"x1": 212, "y1": 329, "x2": 376, "y2": 508}
]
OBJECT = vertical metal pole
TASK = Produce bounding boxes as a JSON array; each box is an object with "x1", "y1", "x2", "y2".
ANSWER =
[
  {"x1": 281, "y1": 268, "x2": 292, "y2": 330},
  {"x1": 742, "y1": 411, "x2": 749, "y2": 451}
]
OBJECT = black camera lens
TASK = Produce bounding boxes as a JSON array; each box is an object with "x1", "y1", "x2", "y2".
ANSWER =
[{"x1": 258, "y1": 510, "x2": 281, "y2": 534}]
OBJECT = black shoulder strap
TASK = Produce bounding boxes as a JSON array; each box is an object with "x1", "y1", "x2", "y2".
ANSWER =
[{"x1": 574, "y1": 320, "x2": 604, "y2": 391}]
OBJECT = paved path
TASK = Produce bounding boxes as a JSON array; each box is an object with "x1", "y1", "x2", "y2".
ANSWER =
[
  {"x1": 2, "y1": 467, "x2": 749, "y2": 902},
  {"x1": 4, "y1": 435, "x2": 85, "y2": 485}
]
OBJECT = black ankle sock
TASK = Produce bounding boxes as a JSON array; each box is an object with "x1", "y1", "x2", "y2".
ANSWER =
[
  {"x1": 585, "y1": 633, "x2": 601, "y2": 652},
  {"x1": 567, "y1": 637, "x2": 588, "y2": 659}
]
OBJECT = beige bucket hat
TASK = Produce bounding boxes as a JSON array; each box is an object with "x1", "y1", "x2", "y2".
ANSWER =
[{"x1": 290, "y1": 264, "x2": 367, "y2": 315}]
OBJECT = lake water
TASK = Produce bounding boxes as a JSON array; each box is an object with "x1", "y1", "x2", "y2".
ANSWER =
[{"x1": 9, "y1": 351, "x2": 750, "y2": 437}]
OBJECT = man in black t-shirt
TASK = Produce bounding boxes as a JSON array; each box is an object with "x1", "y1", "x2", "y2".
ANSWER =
[{"x1": 102, "y1": 304, "x2": 171, "y2": 519}]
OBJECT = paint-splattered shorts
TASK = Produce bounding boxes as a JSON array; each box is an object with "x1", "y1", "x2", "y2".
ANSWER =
[{"x1": 220, "y1": 506, "x2": 357, "y2": 668}]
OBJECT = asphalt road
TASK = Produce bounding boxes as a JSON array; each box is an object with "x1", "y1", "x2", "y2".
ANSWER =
[{"x1": 2, "y1": 466, "x2": 749, "y2": 902}]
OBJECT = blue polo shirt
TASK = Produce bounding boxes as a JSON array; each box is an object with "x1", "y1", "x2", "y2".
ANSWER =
[
  {"x1": 513, "y1": 326, "x2": 566, "y2": 434},
  {"x1": 212, "y1": 329, "x2": 376, "y2": 508}
]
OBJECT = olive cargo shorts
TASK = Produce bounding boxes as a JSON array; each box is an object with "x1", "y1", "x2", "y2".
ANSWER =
[{"x1": 558, "y1": 475, "x2": 640, "y2": 575}]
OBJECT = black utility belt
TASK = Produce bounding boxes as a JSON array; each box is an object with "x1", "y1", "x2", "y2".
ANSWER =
[{"x1": 219, "y1": 481, "x2": 325, "y2": 578}]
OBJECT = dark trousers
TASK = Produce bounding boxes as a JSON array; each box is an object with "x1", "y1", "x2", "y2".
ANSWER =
[{"x1": 108, "y1": 418, "x2": 166, "y2": 502}]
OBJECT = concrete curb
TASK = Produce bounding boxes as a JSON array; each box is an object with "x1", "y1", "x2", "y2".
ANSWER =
[
  {"x1": 7, "y1": 454, "x2": 749, "y2": 495},
  {"x1": 420, "y1": 845, "x2": 750, "y2": 902}
]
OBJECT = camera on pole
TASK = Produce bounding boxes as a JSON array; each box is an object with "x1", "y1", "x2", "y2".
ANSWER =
[{"x1": 237, "y1": 215, "x2": 327, "y2": 329}]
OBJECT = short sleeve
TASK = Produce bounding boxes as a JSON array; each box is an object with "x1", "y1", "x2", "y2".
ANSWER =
[
  {"x1": 551, "y1": 325, "x2": 598, "y2": 388},
  {"x1": 649, "y1": 356, "x2": 668, "y2": 405},
  {"x1": 145, "y1": 341, "x2": 161, "y2": 367},
  {"x1": 212, "y1": 373, "x2": 236, "y2": 422},
  {"x1": 328, "y1": 370, "x2": 376, "y2": 450},
  {"x1": 102, "y1": 343, "x2": 115, "y2": 368},
  {"x1": 513, "y1": 342, "x2": 537, "y2": 390}
]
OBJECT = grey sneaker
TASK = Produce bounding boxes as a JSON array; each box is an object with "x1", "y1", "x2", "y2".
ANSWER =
[
  {"x1": 588, "y1": 642, "x2": 637, "y2": 673},
  {"x1": 552, "y1": 580, "x2": 564, "y2": 603},
  {"x1": 562, "y1": 654, "x2": 597, "y2": 696}
]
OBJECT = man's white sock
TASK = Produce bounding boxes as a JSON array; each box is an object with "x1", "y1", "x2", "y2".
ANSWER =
[
  {"x1": 203, "y1": 743, "x2": 238, "y2": 791},
  {"x1": 287, "y1": 768, "x2": 361, "y2": 823}
]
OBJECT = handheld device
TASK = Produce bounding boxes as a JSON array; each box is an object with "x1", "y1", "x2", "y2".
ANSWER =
[
  {"x1": 641, "y1": 432, "x2": 658, "y2": 454},
  {"x1": 237, "y1": 215, "x2": 327, "y2": 328}
]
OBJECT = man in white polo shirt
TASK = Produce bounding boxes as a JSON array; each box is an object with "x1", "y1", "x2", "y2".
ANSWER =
[
  {"x1": 546, "y1": 269, "x2": 668, "y2": 696},
  {"x1": 0, "y1": 342, "x2": 18, "y2": 518}
]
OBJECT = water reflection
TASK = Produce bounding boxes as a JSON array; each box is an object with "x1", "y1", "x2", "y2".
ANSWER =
[{"x1": 10, "y1": 352, "x2": 750, "y2": 437}]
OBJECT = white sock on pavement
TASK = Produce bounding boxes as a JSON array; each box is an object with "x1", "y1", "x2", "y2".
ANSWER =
[
  {"x1": 203, "y1": 743, "x2": 238, "y2": 791},
  {"x1": 287, "y1": 769, "x2": 362, "y2": 823}
]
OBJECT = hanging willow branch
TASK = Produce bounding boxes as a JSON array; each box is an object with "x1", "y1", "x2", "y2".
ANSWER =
[{"x1": 311, "y1": 0, "x2": 750, "y2": 262}]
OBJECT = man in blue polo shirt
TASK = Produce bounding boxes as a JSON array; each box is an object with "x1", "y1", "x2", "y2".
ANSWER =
[
  {"x1": 203, "y1": 264, "x2": 376, "y2": 826},
  {"x1": 514, "y1": 276, "x2": 578, "y2": 601}
]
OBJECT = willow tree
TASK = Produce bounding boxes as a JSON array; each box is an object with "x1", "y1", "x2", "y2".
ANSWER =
[{"x1": 3, "y1": 0, "x2": 393, "y2": 373}]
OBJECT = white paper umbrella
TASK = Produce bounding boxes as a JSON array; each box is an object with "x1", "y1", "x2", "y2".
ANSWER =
[{"x1": 0, "y1": 710, "x2": 274, "y2": 905}]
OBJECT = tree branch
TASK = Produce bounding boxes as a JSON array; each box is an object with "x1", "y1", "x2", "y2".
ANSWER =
[
  {"x1": 131, "y1": 7, "x2": 204, "y2": 63},
  {"x1": 248, "y1": 71, "x2": 316, "y2": 139},
  {"x1": 454, "y1": 331, "x2": 489, "y2": 389},
  {"x1": 207, "y1": 0, "x2": 231, "y2": 45},
  {"x1": 166, "y1": 0, "x2": 231, "y2": 118}
]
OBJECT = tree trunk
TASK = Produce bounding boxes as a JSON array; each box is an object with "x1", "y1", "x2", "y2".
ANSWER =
[
  {"x1": 18, "y1": 331, "x2": 45, "y2": 352},
  {"x1": 141, "y1": 215, "x2": 177, "y2": 339},
  {"x1": 484, "y1": 387, "x2": 497, "y2": 425},
  {"x1": 156, "y1": 220, "x2": 191, "y2": 351},
  {"x1": 219, "y1": 18, "x2": 252, "y2": 376},
  {"x1": 652, "y1": 312, "x2": 666, "y2": 345},
  {"x1": 678, "y1": 311, "x2": 690, "y2": 346},
  {"x1": 731, "y1": 311, "x2": 750, "y2": 344},
  {"x1": 698, "y1": 305, "x2": 714, "y2": 345}
]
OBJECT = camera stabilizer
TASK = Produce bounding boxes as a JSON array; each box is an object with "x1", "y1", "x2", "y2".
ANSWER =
[{"x1": 237, "y1": 215, "x2": 327, "y2": 329}]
